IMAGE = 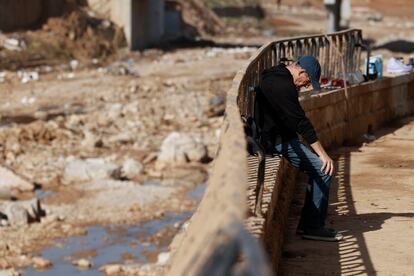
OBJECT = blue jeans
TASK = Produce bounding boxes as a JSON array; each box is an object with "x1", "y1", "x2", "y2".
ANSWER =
[{"x1": 274, "y1": 138, "x2": 332, "y2": 229}]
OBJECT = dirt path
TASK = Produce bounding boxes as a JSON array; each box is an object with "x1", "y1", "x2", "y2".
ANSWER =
[{"x1": 280, "y1": 117, "x2": 414, "y2": 276}]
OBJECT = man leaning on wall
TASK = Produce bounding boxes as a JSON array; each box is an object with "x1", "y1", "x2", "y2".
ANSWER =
[{"x1": 258, "y1": 55, "x2": 343, "y2": 242}]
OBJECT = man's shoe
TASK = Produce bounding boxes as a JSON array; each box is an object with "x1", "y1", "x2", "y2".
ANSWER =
[{"x1": 301, "y1": 227, "x2": 343, "y2": 242}]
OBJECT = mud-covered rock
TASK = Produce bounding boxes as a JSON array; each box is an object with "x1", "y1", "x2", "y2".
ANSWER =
[
  {"x1": 32, "y1": 256, "x2": 52, "y2": 270},
  {"x1": 119, "y1": 159, "x2": 144, "y2": 179},
  {"x1": 0, "y1": 166, "x2": 34, "y2": 192},
  {"x1": 62, "y1": 158, "x2": 119, "y2": 184},
  {"x1": 0, "y1": 269, "x2": 20, "y2": 276},
  {"x1": 0, "y1": 198, "x2": 44, "y2": 226},
  {"x1": 73, "y1": 258, "x2": 92, "y2": 269},
  {"x1": 156, "y1": 132, "x2": 208, "y2": 169}
]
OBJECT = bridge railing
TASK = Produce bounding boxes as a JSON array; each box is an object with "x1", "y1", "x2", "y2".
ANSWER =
[
  {"x1": 239, "y1": 29, "x2": 363, "y2": 117},
  {"x1": 166, "y1": 29, "x2": 364, "y2": 276}
]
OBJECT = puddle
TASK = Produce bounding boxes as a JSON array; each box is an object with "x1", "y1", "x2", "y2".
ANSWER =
[
  {"x1": 24, "y1": 212, "x2": 191, "y2": 275},
  {"x1": 35, "y1": 190, "x2": 57, "y2": 200},
  {"x1": 186, "y1": 182, "x2": 207, "y2": 200}
]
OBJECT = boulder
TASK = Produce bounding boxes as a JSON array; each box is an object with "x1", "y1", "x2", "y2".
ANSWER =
[
  {"x1": 62, "y1": 158, "x2": 119, "y2": 184},
  {"x1": 156, "y1": 132, "x2": 208, "y2": 169},
  {"x1": 120, "y1": 159, "x2": 144, "y2": 179},
  {"x1": 0, "y1": 269, "x2": 20, "y2": 276},
  {"x1": 0, "y1": 166, "x2": 35, "y2": 192},
  {"x1": 0, "y1": 198, "x2": 44, "y2": 226},
  {"x1": 32, "y1": 257, "x2": 52, "y2": 270}
]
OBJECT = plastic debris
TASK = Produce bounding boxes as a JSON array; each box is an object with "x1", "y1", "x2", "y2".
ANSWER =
[
  {"x1": 20, "y1": 96, "x2": 36, "y2": 105},
  {"x1": 17, "y1": 71, "x2": 39, "y2": 83},
  {"x1": 0, "y1": 72, "x2": 6, "y2": 83},
  {"x1": 387, "y1": 57, "x2": 413, "y2": 74}
]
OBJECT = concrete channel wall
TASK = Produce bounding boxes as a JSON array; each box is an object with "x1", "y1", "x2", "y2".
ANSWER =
[{"x1": 166, "y1": 37, "x2": 414, "y2": 274}]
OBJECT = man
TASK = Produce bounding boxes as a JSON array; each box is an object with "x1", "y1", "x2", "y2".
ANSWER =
[{"x1": 259, "y1": 55, "x2": 343, "y2": 242}]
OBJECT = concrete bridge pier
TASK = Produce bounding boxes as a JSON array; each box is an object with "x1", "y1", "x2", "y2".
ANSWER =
[{"x1": 112, "y1": 0, "x2": 164, "y2": 50}]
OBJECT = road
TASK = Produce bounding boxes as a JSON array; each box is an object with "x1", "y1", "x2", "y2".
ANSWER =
[{"x1": 280, "y1": 117, "x2": 414, "y2": 276}]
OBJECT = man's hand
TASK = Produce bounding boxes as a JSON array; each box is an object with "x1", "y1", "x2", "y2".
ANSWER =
[
  {"x1": 310, "y1": 141, "x2": 335, "y2": 176},
  {"x1": 319, "y1": 154, "x2": 335, "y2": 176}
]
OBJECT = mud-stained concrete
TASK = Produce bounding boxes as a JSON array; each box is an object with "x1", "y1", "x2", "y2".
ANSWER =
[{"x1": 280, "y1": 117, "x2": 414, "y2": 275}]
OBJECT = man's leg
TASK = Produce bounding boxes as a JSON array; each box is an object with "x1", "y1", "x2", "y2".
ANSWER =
[{"x1": 275, "y1": 138, "x2": 340, "y2": 241}]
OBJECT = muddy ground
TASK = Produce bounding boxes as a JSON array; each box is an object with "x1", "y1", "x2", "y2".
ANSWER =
[{"x1": 0, "y1": 1, "x2": 413, "y2": 275}]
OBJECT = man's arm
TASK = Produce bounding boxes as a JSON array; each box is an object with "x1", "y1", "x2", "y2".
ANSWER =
[{"x1": 310, "y1": 141, "x2": 335, "y2": 176}]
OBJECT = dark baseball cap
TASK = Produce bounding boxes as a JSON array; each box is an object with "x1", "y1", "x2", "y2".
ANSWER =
[{"x1": 297, "y1": 56, "x2": 321, "y2": 91}]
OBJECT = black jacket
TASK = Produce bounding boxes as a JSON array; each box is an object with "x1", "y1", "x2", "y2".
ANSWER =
[{"x1": 259, "y1": 63, "x2": 318, "y2": 145}]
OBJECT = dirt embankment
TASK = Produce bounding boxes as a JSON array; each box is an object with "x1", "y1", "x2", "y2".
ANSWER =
[{"x1": 0, "y1": 8, "x2": 125, "y2": 71}]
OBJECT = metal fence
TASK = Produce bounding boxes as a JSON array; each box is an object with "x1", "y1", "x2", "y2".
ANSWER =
[
  {"x1": 167, "y1": 29, "x2": 364, "y2": 276},
  {"x1": 238, "y1": 29, "x2": 363, "y2": 117}
]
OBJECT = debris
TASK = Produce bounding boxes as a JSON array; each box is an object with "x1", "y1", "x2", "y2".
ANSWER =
[
  {"x1": 20, "y1": 96, "x2": 37, "y2": 105},
  {"x1": 387, "y1": 57, "x2": 413, "y2": 74},
  {"x1": 0, "y1": 188, "x2": 14, "y2": 201},
  {"x1": 105, "y1": 62, "x2": 139, "y2": 76},
  {"x1": 0, "y1": 199, "x2": 45, "y2": 227},
  {"x1": 156, "y1": 132, "x2": 208, "y2": 169},
  {"x1": 0, "y1": 269, "x2": 20, "y2": 276},
  {"x1": 69, "y1": 60, "x2": 80, "y2": 70},
  {"x1": 0, "y1": 72, "x2": 6, "y2": 83},
  {"x1": 100, "y1": 264, "x2": 122, "y2": 275},
  {"x1": 119, "y1": 159, "x2": 144, "y2": 179},
  {"x1": 0, "y1": 166, "x2": 35, "y2": 192},
  {"x1": 17, "y1": 71, "x2": 39, "y2": 84},
  {"x1": 62, "y1": 158, "x2": 119, "y2": 184},
  {"x1": 73, "y1": 258, "x2": 93, "y2": 269},
  {"x1": 157, "y1": 252, "x2": 170, "y2": 265},
  {"x1": 1, "y1": 37, "x2": 26, "y2": 51},
  {"x1": 32, "y1": 257, "x2": 52, "y2": 270},
  {"x1": 81, "y1": 131, "x2": 104, "y2": 149}
]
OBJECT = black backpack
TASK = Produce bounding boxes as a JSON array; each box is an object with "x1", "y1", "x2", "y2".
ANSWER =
[{"x1": 242, "y1": 86, "x2": 265, "y2": 155}]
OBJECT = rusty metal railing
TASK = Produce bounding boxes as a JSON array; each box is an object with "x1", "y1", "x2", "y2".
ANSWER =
[{"x1": 238, "y1": 29, "x2": 363, "y2": 118}]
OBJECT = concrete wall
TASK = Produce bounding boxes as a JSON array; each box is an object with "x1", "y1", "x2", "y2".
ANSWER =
[
  {"x1": 302, "y1": 74, "x2": 414, "y2": 148},
  {"x1": 111, "y1": 0, "x2": 165, "y2": 50}
]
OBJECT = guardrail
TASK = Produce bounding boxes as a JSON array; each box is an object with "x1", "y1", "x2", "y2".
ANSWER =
[
  {"x1": 166, "y1": 29, "x2": 366, "y2": 275},
  {"x1": 238, "y1": 29, "x2": 363, "y2": 117}
]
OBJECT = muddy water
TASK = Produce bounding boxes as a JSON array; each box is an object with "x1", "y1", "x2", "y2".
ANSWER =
[{"x1": 24, "y1": 212, "x2": 191, "y2": 275}]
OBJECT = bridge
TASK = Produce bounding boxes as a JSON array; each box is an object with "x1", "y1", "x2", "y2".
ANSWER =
[{"x1": 165, "y1": 29, "x2": 414, "y2": 275}]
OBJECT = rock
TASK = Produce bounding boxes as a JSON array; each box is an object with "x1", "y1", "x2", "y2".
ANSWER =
[
  {"x1": 0, "y1": 198, "x2": 44, "y2": 226},
  {"x1": 156, "y1": 132, "x2": 208, "y2": 169},
  {"x1": 206, "y1": 95, "x2": 225, "y2": 117},
  {"x1": 1, "y1": 204, "x2": 28, "y2": 227},
  {"x1": 63, "y1": 159, "x2": 119, "y2": 184},
  {"x1": 143, "y1": 152, "x2": 158, "y2": 164},
  {"x1": 108, "y1": 132, "x2": 134, "y2": 144},
  {"x1": 33, "y1": 111, "x2": 48, "y2": 121},
  {"x1": 32, "y1": 257, "x2": 52, "y2": 270},
  {"x1": 100, "y1": 264, "x2": 122, "y2": 274},
  {"x1": 0, "y1": 166, "x2": 35, "y2": 192},
  {"x1": 120, "y1": 159, "x2": 144, "y2": 179},
  {"x1": 73, "y1": 258, "x2": 92, "y2": 269},
  {"x1": 157, "y1": 252, "x2": 170, "y2": 265},
  {"x1": 0, "y1": 269, "x2": 20, "y2": 276},
  {"x1": 108, "y1": 103, "x2": 124, "y2": 119},
  {"x1": 0, "y1": 219, "x2": 9, "y2": 227},
  {"x1": 81, "y1": 131, "x2": 104, "y2": 148},
  {"x1": 0, "y1": 188, "x2": 13, "y2": 201}
]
